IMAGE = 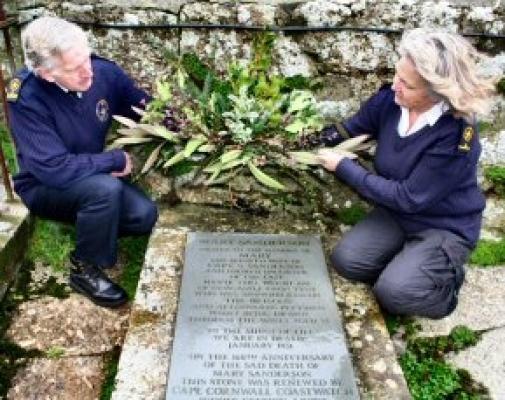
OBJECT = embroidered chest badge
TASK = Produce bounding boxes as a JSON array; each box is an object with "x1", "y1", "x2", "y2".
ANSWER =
[
  {"x1": 458, "y1": 126, "x2": 473, "y2": 153},
  {"x1": 96, "y1": 99, "x2": 109, "y2": 122}
]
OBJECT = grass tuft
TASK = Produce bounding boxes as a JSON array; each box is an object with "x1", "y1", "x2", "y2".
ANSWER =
[{"x1": 470, "y1": 238, "x2": 505, "y2": 266}]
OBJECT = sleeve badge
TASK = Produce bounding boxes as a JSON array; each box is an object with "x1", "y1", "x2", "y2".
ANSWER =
[
  {"x1": 6, "y1": 78, "x2": 21, "y2": 102},
  {"x1": 458, "y1": 126, "x2": 473, "y2": 153}
]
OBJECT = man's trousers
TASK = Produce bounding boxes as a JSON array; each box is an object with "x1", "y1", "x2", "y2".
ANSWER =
[{"x1": 27, "y1": 174, "x2": 158, "y2": 267}]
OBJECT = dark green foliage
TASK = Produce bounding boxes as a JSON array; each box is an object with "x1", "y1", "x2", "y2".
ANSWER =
[
  {"x1": 336, "y1": 204, "x2": 367, "y2": 225},
  {"x1": 400, "y1": 351, "x2": 462, "y2": 399},
  {"x1": 167, "y1": 159, "x2": 198, "y2": 177},
  {"x1": 180, "y1": 52, "x2": 232, "y2": 131},
  {"x1": 27, "y1": 219, "x2": 75, "y2": 272},
  {"x1": 497, "y1": 76, "x2": 505, "y2": 96},
  {"x1": 0, "y1": 123, "x2": 17, "y2": 174},
  {"x1": 478, "y1": 121, "x2": 495, "y2": 134},
  {"x1": 399, "y1": 325, "x2": 489, "y2": 399},
  {"x1": 282, "y1": 75, "x2": 323, "y2": 91},
  {"x1": 484, "y1": 166, "x2": 505, "y2": 196},
  {"x1": 100, "y1": 347, "x2": 121, "y2": 400},
  {"x1": 119, "y1": 236, "x2": 149, "y2": 299},
  {"x1": 181, "y1": 53, "x2": 212, "y2": 85},
  {"x1": 470, "y1": 237, "x2": 505, "y2": 266},
  {"x1": 407, "y1": 326, "x2": 479, "y2": 359}
]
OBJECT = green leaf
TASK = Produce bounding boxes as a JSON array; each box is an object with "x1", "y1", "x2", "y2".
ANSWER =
[
  {"x1": 285, "y1": 120, "x2": 306, "y2": 134},
  {"x1": 137, "y1": 124, "x2": 180, "y2": 142},
  {"x1": 141, "y1": 142, "x2": 164, "y2": 174},
  {"x1": 109, "y1": 137, "x2": 152, "y2": 148},
  {"x1": 183, "y1": 137, "x2": 207, "y2": 158},
  {"x1": 113, "y1": 115, "x2": 138, "y2": 128},
  {"x1": 163, "y1": 150, "x2": 186, "y2": 168},
  {"x1": 287, "y1": 91, "x2": 312, "y2": 113},
  {"x1": 248, "y1": 161, "x2": 286, "y2": 191},
  {"x1": 220, "y1": 149, "x2": 242, "y2": 164},
  {"x1": 156, "y1": 80, "x2": 172, "y2": 102}
]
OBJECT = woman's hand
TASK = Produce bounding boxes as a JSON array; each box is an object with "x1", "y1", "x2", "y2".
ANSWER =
[{"x1": 316, "y1": 148, "x2": 356, "y2": 171}]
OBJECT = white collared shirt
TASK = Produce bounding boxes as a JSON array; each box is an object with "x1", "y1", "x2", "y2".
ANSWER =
[
  {"x1": 397, "y1": 101, "x2": 449, "y2": 137},
  {"x1": 55, "y1": 82, "x2": 82, "y2": 98}
]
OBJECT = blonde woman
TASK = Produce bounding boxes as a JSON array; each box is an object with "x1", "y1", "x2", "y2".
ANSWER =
[{"x1": 317, "y1": 28, "x2": 495, "y2": 318}]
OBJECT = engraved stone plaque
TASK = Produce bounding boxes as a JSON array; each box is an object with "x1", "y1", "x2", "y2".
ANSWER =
[{"x1": 166, "y1": 232, "x2": 359, "y2": 399}]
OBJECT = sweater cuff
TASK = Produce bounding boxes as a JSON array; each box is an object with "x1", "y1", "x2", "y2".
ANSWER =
[{"x1": 110, "y1": 149, "x2": 126, "y2": 172}]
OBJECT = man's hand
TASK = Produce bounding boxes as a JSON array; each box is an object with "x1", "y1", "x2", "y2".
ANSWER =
[
  {"x1": 316, "y1": 148, "x2": 352, "y2": 171},
  {"x1": 111, "y1": 151, "x2": 132, "y2": 177}
]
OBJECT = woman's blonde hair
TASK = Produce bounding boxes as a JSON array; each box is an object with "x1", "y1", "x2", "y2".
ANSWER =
[
  {"x1": 398, "y1": 28, "x2": 496, "y2": 122},
  {"x1": 21, "y1": 16, "x2": 89, "y2": 71}
]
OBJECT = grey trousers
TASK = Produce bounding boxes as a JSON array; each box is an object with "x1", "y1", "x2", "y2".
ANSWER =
[{"x1": 331, "y1": 208, "x2": 469, "y2": 319}]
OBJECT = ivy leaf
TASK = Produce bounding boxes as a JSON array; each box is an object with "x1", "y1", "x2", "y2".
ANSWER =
[
  {"x1": 156, "y1": 81, "x2": 172, "y2": 102},
  {"x1": 285, "y1": 120, "x2": 306, "y2": 134}
]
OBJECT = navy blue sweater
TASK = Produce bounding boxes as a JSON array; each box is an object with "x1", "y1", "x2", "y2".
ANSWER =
[
  {"x1": 338, "y1": 85, "x2": 485, "y2": 245},
  {"x1": 7, "y1": 55, "x2": 148, "y2": 207}
]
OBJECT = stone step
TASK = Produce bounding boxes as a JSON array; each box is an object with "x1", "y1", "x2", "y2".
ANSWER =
[
  {"x1": 415, "y1": 266, "x2": 505, "y2": 336},
  {"x1": 112, "y1": 203, "x2": 410, "y2": 400},
  {"x1": 0, "y1": 199, "x2": 31, "y2": 301},
  {"x1": 414, "y1": 266, "x2": 505, "y2": 399}
]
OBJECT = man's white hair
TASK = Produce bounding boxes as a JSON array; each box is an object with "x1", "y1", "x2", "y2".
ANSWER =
[
  {"x1": 21, "y1": 16, "x2": 89, "y2": 71},
  {"x1": 398, "y1": 28, "x2": 496, "y2": 122}
]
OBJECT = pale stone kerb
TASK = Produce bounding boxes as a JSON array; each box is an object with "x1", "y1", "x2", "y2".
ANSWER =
[
  {"x1": 0, "y1": 200, "x2": 31, "y2": 302},
  {"x1": 113, "y1": 231, "x2": 186, "y2": 400},
  {"x1": 330, "y1": 271, "x2": 411, "y2": 399}
]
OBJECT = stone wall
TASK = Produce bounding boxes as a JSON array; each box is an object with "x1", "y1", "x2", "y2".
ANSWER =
[
  {"x1": 3, "y1": 0, "x2": 504, "y2": 125},
  {"x1": 1, "y1": 0, "x2": 505, "y2": 235}
]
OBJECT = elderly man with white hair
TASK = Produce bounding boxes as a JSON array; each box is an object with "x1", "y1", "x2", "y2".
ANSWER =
[
  {"x1": 317, "y1": 28, "x2": 496, "y2": 318},
  {"x1": 7, "y1": 16, "x2": 158, "y2": 308}
]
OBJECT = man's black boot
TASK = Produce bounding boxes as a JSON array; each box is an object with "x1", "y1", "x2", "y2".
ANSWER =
[{"x1": 69, "y1": 254, "x2": 128, "y2": 308}]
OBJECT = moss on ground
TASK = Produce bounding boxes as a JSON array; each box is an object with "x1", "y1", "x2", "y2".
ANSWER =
[
  {"x1": 100, "y1": 346, "x2": 121, "y2": 400},
  {"x1": 470, "y1": 238, "x2": 505, "y2": 266},
  {"x1": 27, "y1": 219, "x2": 75, "y2": 272},
  {"x1": 484, "y1": 166, "x2": 505, "y2": 197},
  {"x1": 119, "y1": 236, "x2": 149, "y2": 299},
  {"x1": 336, "y1": 204, "x2": 367, "y2": 225},
  {"x1": 2, "y1": 217, "x2": 150, "y2": 397},
  {"x1": 386, "y1": 317, "x2": 490, "y2": 400},
  {"x1": 0, "y1": 123, "x2": 17, "y2": 174}
]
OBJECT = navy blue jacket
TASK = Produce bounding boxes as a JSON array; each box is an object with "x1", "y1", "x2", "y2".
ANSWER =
[
  {"x1": 7, "y1": 55, "x2": 148, "y2": 207},
  {"x1": 338, "y1": 85, "x2": 485, "y2": 245}
]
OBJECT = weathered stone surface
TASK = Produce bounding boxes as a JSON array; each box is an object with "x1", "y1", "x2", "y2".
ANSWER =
[
  {"x1": 237, "y1": 3, "x2": 277, "y2": 26},
  {"x1": 0, "y1": 199, "x2": 31, "y2": 301},
  {"x1": 7, "y1": 357, "x2": 104, "y2": 400},
  {"x1": 481, "y1": 196, "x2": 505, "y2": 240},
  {"x1": 299, "y1": 31, "x2": 396, "y2": 74},
  {"x1": 113, "y1": 204, "x2": 409, "y2": 399},
  {"x1": 328, "y1": 255, "x2": 410, "y2": 399},
  {"x1": 6, "y1": 295, "x2": 129, "y2": 355},
  {"x1": 446, "y1": 327, "x2": 505, "y2": 400},
  {"x1": 111, "y1": 230, "x2": 184, "y2": 400},
  {"x1": 166, "y1": 232, "x2": 360, "y2": 399},
  {"x1": 481, "y1": 130, "x2": 505, "y2": 166},
  {"x1": 415, "y1": 266, "x2": 505, "y2": 337}
]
